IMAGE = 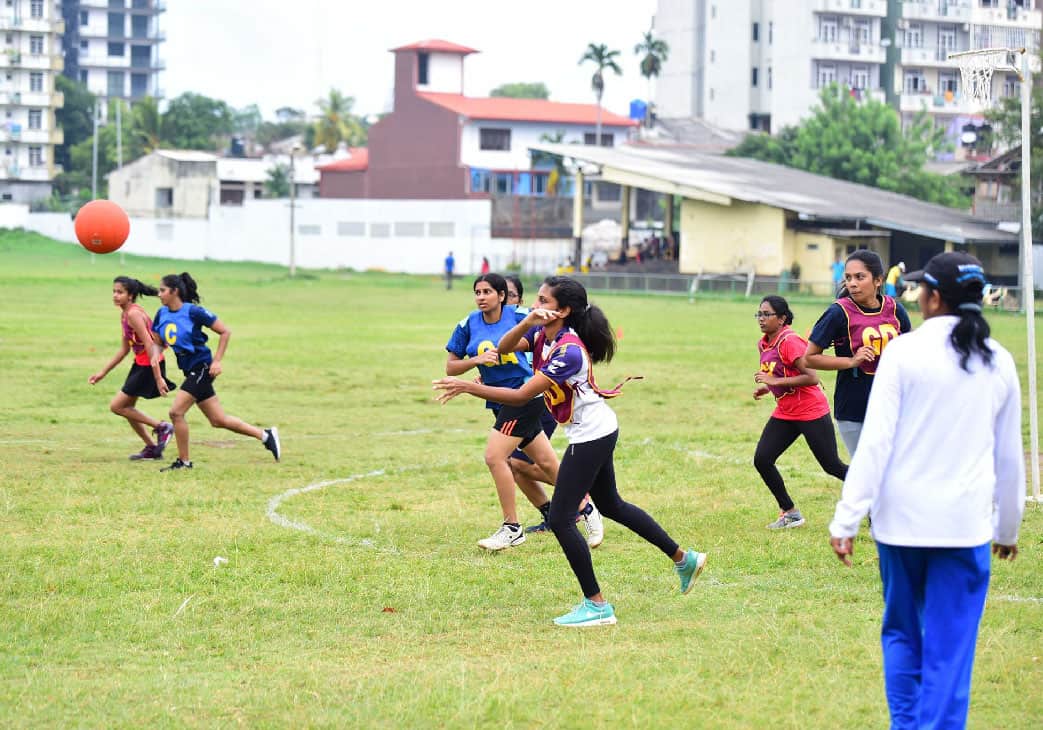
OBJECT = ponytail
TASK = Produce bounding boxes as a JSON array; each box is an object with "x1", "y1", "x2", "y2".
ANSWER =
[
  {"x1": 113, "y1": 275, "x2": 158, "y2": 302},
  {"x1": 543, "y1": 276, "x2": 616, "y2": 363},
  {"x1": 161, "y1": 271, "x2": 201, "y2": 304},
  {"x1": 938, "y1": 292, "x2": 993, "y2": 372}
]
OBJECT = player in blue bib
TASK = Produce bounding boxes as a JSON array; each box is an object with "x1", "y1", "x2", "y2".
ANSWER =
[
  {"x1": 150, "y1": 271, "x2": 281, "y2": 471},
  {"x1": 444, "y1": 273, "x2": 560, "y2": 551}
]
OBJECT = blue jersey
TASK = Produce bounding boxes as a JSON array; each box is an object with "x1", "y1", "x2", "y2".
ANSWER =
[
  {"x1": 446, "y1": 305, "x2": 532, "y2": 410},
  {"x1": 152, "y1": 303, "x2": 218, "y2": 373}
]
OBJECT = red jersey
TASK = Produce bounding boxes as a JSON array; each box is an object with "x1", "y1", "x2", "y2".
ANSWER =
[
  {"x1": 121, "y1": 304, "x2": 160, "y2": 366},
  {"x1": 757, "y1": 325, "x2": 830, "y2": 421}
]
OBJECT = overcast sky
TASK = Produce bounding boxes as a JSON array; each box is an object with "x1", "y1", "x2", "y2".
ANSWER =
[{"x1": 162, "y1": 0, "x2": 659, "y2": 121}]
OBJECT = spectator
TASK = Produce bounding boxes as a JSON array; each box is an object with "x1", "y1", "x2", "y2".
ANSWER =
[
  {"x1": 885, "y1": 261, "x2": 905, "y2": 297},
  {"x1": 480, "y1": 256, "x2": 491, "y2": 275},
  {"x1": 832, "y1": 257, "x2": 845, "y2": 293},
  {"x1": 444, "y1": 251, "x2": 455, "y2": 290}
]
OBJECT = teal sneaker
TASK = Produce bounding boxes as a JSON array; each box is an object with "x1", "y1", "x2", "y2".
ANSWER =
[
  {"x1": 552, "y1": 598, "x2": 617, "y2": 627},
  {"x1": 676, "y1": 549, "x2": 707, "y2": 594}
]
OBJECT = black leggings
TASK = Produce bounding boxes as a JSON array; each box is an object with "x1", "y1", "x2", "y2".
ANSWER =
[
  {"x1": 753, "y1": 414, "x2": 848, "y2": 512},
  {"x1": 549, "y1": 430, "x2": 680, "y2": 598}
]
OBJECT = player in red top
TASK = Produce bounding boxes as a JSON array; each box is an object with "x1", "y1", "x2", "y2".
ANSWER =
[
  {"x1": 88, "y1": 276, "x2": 176, "y2": 460},
  {"x1": 753, "y1": 296, "x2": 848, "y2": 529}
]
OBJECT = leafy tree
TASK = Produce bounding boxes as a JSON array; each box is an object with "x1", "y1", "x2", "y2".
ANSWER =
[
  {"x1": 264, "y1": 163, "x2": 291, "y2": 198},
  {"x1": 313, "y1": 89, "x2": 365, "y2": 152},
  {"x1": 579, "y1": 43, "x2": 623, "y2": 146},
  {"x1": 54, "y1": 75, "x2": 96, "y2": 172},
  {"x1": 233, "y1": 104, "x2": 263, "y2": 134},
  {"x1": 728, "y1": 85, "x2": 968, "y2": 208},
  {"x1": 130, "y1": 95, "x2": 164, "y2": 154},
  {"x1": 490, "y1": 82, "x2": 550, "y2": 99},
  {"x1": 984, "y1": 83, "x2": 1043, "y2": 239},
  {"x1": 161, "y1": 92, "x2": 235, "y2": 150},
  {"x1": 634, "y1": 29, "x2": 669, "y2": 124}
]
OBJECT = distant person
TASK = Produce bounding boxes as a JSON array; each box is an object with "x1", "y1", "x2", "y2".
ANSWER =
[
  {"x1": 832, "y1": 257, "x2": 845, "y2": 293},
  {"x1": 444, "y1": 251, "x2": 455, "y2": 290},
  {"x1": 885, "y1": 261, "x2": 905, "y2": 297},
  {"x1": 88, "y1": 276, "x2": 176, "y2": 461},
  {"x1": 829, "y1": 252, "x2": 1024, "y2": 730},
  {"x1": 480, "y1": 256, "x2": 491, "y2": 275}
]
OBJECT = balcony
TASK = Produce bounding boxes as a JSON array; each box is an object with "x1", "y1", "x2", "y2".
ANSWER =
[
  {"x1": 0, "y1": 15, "x2": 66, "y2": 34},
  {"x1": 810, "y1": 39, "x2": 886, "y2": 63},
  {"x1": 6, "y1": 53, "x2": 64, "y2": 71},
  {"x1": 901, "y1": 46, "x2": 962, "y2": 67},
  {"x1": 899, "y1": 90, "x2": 982, "y2": 114},
  {"x1": 901, "y1": 0, "x2": 971, "y2": 23},
  {"x1": 972, "y1": 4, "x2": 1043, "y2": 28},
  {"x1": 16, "y1": 90, "x2": 63, "y2": 107},
  {"x1": 812, "y1": 0, "x2": 886, "y2": 17}
]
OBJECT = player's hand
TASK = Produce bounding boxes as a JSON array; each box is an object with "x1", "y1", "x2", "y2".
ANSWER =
[
  {"x1": 208, "y1": 360, "x2": 222, "y2": 378},
  {"x1": 753, "y1": 385, "x2": 770, "y2": 400},
  {"x1": 754, "y1": 372, "x2": 777, "y2": 386},
  {"x1": 474, "y1": 350, "x2": 499, "y2": 366},
  {"x1": 88, "y1": 372, "x2": 104, "y2": 385},
  {"x1": 851, "y1": 346, "x2": 876, "y2": 367},
  {"x1": 525, "y1": 308, "x2": 562, "y2": 326},
  {"x1": 992, "y1": 543, "x2": 1018, "y2": 561},
  {"x1": 830, "y1": 536, "x2": 854, "y2": 567},
  {"x1": 156, "y1": 378, "x2": 170, "y2": 396},
  {"x1": 432, "y1": 377, "x2": 471, "y2": 404}
]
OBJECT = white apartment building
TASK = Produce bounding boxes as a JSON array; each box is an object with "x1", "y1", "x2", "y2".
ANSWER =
[
  {"x1": 62, "y1": 0, "x2": 164, "y2": 102},
  {"x1": 0, "y1": 0, "x2": 65, "y2": 203},
  {"x1": 656, "y1": 0, "x2": 1040, "y2": 145}
]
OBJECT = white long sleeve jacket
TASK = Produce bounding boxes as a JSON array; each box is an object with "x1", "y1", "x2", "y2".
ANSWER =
[{"x1": 829, "y1": 315, "x2": 1025, "y2": 547}]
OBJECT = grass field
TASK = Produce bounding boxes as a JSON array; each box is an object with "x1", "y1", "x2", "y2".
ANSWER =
[{"x1": 1, "y1": 230, "x2": 1041, "y2": 728}]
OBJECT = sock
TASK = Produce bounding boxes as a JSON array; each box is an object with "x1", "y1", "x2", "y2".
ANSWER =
[
  {"x1": 674, "y1": 551, "x2": 689, "y2": 567},
  {"x1": 263, "y1": 430, "x2": 271, "y2": 443},
  {"x1": 590, "y1": 598, "x2": 607, "y2": 607},
  {"x1": 505, "y1": 522, "x2": 520, "y2": 531},
  {"x1": 538, "y1": 502, "x2": 551, "y2": 520}
]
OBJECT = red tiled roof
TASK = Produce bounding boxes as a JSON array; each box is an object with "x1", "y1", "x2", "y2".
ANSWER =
[
  {"x1": 391, "y1": 39, "x2": 478, "y2": 55},
  {"x1": 417, "y1": 92, "x2": 639, "y2": 127},
  {"x1": 316, "y1": 148, "x2": 368, "y2": 172}
]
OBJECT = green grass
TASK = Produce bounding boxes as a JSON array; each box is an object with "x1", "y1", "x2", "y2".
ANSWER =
[{"x1": 1, "y1": 230, "x2": 1041, "y2": 728}]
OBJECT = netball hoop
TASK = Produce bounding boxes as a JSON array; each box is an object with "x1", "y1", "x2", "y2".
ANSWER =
[{"x1": 950, "y1": 46, "x2": 1040, "y2": 504}]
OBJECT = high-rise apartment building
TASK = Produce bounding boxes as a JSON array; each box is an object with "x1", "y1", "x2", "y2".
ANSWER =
[
  {"x1": 61, "y1": 0, "x2": 165, "y2": 102},
  {"x1": 0, "y1": 0, "x2": 65, "y2": 203},
  {"x1": 656, "y1": 0, "x2": 1040, "y2": 145}
]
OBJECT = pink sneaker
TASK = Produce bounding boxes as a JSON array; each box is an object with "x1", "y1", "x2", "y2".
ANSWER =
[
  {"x1": 154, "y1": 422, "x2": 174, "y2": 454},
  {"x1": 129, "y1": 444, "x2": 161, "y2": 461}
]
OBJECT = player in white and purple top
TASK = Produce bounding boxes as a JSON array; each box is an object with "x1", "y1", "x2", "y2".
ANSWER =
[{"x1": 434, "y1": 276, "x2": 708, "y2": 627}]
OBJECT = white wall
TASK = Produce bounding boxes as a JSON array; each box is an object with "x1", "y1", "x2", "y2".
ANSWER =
[
  {"x1": 11, "y1": 199, "x2": 574, "y2": 276},
  {"x1": 418, "y1": 53, "x2": 464, "y2": 95},
  {"x1": 460, "y1": 121, "x2": 627, "y2": 170},
  {"x1": 655, "y1": 0, "x2": 701, "y2": 118},
  {"x1": 769, "y1": 4, "x2": 819, "y2": 128}
]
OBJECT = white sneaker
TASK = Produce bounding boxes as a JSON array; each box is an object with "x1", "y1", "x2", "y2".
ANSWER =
[
  {"x1": 583, "y1": 502, "x2": 604, "y2": 549},
  {"x1": 477, "y1": 522, "x2": 525, "y2": 551}
]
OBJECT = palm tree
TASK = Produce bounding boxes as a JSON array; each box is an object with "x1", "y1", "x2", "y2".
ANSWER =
[
  {"x1": 130, "y1": 96, "x2": 163, "y2": 153},
  {"x1": 579, "y1": 43, "x2": 623, "y2": 146},
  {"x1": 634, "y1": 30, "x2": 669, "y2": 126},
  {"x1": 313, "y1": 89, "x2": 365, "y2": 152}
]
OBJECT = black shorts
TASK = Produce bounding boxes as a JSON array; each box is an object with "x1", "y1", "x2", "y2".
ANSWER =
[
  {"x1": 180, "y1": 365, "x2": 217, "y2": 403},
  {"x1": 121, "y1": 361, "x2": 177, "y2": 399},
  {"x1": 492, "y1": 397, "x2": 547, "y2": 448},
  {"x1": 511, "y1": 407, "x2": 557, "y2": 463}
]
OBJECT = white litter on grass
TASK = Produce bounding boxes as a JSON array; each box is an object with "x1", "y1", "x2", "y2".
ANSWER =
[
  {"x1": 173, "y1": 594, "x2": 195, "y2": 618},
  {"x1": 213, "y1": 556, "x2": 228, "y2": 567},
  {"x1": 994, "y1": 594, "x2": 1043, "y2": 605}
]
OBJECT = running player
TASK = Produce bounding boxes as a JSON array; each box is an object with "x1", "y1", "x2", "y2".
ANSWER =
[
  {"x1": 435, "y1": 276, "x2": 706, "y2": 626},
  {"x1": 150, "y1": 272, "x2": 280, "y2": 471},
  {"x1": 804, "y1": 250, "x2": 912, "y2": 456},
  {"x1": 753, "y1": 296, "x2": 847, "y2": 529},
  {"x1": 88, "y1": 276, "x2": 176, "y2": 460}
]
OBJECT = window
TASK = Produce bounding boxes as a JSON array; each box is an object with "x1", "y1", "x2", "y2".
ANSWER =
[
  {"x1": 108, "y1": 12, "x2": 124, "y2": 37},
  {"x1": 30, "y1": 0, "x2": 42, "y2": 19},
  {"x1": 583, "y1": 132, "x2": 614, "y2": 146},
  {"x1": 131, "y1": 15, "x2": 148, "y2": 39},
  {"x1": 79, "y1": 70, "x2": 88, "y2": 84},
  {"x1": 417, "y1": 52, "x2": 429, "y2": 85},
  {"x1": 905, "y1": 23, "x2": 923, "y2": 49},
  {"x1": 395, "y1": 222, "x2": 425, "y2": 237},
  {"x1": 155, "y1": 187, "x2": 173, "y2": 208},
  {"x1": 769, "y1": 22, "x2": 773, "y2": 44},
  {"x1": 817, "y1": 63, "x2": 837, "y2": 88},
  {"x1": 337, "y1": 222, "x2": 366, "y2": 236},
  {"x1": 768, "y1": 65, "x2": 773, "y2": 90},
  {"x1": 4, "y1": 34, "x2": 10, "y2": 44},
  {"x1": 29, "y1": 72, "x2": 42, "y2": 92},
  {"x1": 79, "y1": 40, "x2": 88, "y2": 51},
  {"x1": 28, "y1": 109, "x2": 41, "y2": 129},
  {"x1": 428, "y1": 222, "x2": 455, "y2": 237},
  {"x1": 751, "y1": 67, "x2": 758, "y2": 87},
  {"x1": 107, "y1": 70, "x2": 124, "y2": 96},
  {"x1": 853, "y1": 20, "x2": 871, "y2": 46},
  {"x1": 494, "y1": 172, "x2": 513, "y2": 194},
  {"x1": 79, "y1": 10, "x2": 88, "y2": 26},
  {"x1": 819, "y1": 16, "x2": 838, "y2": 43},
  {"x1": 850, "y1": 0, "x2": 862, "y2": 7},
  {"x1": 710, "y1": 49, "x2": 715, "y2": 62},
  {"x1": 28, "y1": 146, "x2": 42, "y2": 166},
  {"x1": 108, "y1": 42, "x2": 124, "y2": 56},
  {"x1": 532, "y1": 173, "x2": 548, "y2": 195},
  {"x1": 1003, "y1": 73, "x2": 1018, "y2": 97},
  {"x1": 479, "y1": 128, "x2": 511, "y2": 151},
  {"x1": 752, "y1": 22, "x2": 759, "y2": 42},
  {"x1": 370, "y1": 223, "x2": 390, "y2": 237},
  {"x1": 29, "y1": 35, "x2": 43, "y2": 55},
  {"x1": 938, "y1": 25, "x2": 957, "y2": 61},
  {"x1": 939, "y1": 71, "x2": 958, "y2": 95},
  {"x1": 851, "y1": 66, "x2": 869, "y2": 90},
  {"x1": 470, "y1": 169, "x2": 490, "y2": 193},
  {"x1": 597, "y1": 182, "x2": 621, "y2": 202},
  {"x1": 904, "y1": 69, "x2": 926, "y2": 93}
]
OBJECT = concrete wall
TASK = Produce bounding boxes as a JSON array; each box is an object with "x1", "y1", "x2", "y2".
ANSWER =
[
  {"x1": 418, "y1": 53, "x2": 464, "y2": 94},
  {"x1": 108, "y1": 156, "x2": 217, "y2": 219},
  {"x1": 11, "y1": 199, "x2": 574, "y2": 276},
  {"x1": 678, "y1": 197, "x2": 786, "y2": 274},
  {"x1": 460, "y1": 121, "x2": 619, "y2": 171}
]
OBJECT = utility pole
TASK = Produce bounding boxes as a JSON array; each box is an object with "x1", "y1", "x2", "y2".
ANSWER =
[
  {"x1": 116, "y1": 101, "x2": 122, "y2": 169},
  {"x1": 91, "y1": 99, "x2": 99, "y2": 199},
  {"x1": 289, "y1": 145, "x2": 300, "y2": 277}
]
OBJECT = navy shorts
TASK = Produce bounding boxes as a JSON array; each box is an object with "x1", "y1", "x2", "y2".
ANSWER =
[
  {"x1": 492, "y1": 397, "x2": 546, "y2": 447},
  {"x1": 180, "y1": 364, "x2": 217, "y2": 403},
  {"x1": 121, "y1": 361, "x2": 177, "y2": 399},
  {"x1": 511, "y1": 407, "x2": 557, "y2": 463}
]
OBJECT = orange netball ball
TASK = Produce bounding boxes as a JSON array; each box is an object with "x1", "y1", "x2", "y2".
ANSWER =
[{"x1": 74, "y1": 199, "x2": 130, "y2": 254}]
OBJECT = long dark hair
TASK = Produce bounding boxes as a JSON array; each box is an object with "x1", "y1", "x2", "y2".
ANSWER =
[
  {"x1": 505, "y1": 274, "x2": 524, "y2": 302},
  {"x1": 161, "y1": 272, "x2": 201, "y2": 304},
  {"x1": 473, "y1": 273, "x2": 507, "y2": 307},
  {"x1": 760, "y1": 295, "x2": 794, "y2": 326},
  {"x1": 113, "y1": 276, "x2": 158, "y2": 302},
  {"x1": 928, "y1": 283, "x2": 993, "y2": 373},
  {"x1": 543, "y1": 276, "x2": 615, "y2": 363},
  {"x1": 838, "y1": 250, "x2": 884, "y2": 300}
]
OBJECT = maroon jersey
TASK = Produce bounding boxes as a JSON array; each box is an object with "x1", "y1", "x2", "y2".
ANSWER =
[
  {"x1": 121, "y1": 304, "x2": 157, "y2": 366},
  {"x1": 836, "y1": 295, "x2": 901, "y2": 375}
]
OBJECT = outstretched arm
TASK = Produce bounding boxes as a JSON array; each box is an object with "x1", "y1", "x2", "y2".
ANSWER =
[
  {"x1": 88, "y1": 341, "x2": 130, "y2": 384},
  {"x1": 804, "y1": 341, "x2": 875, "y2": 372},
  {"x1": 434, "y1": 371, "x2": 553, "y2": 407},
  {"x1": 446, "y1": 350, "x2": 499, "y2": 376}
]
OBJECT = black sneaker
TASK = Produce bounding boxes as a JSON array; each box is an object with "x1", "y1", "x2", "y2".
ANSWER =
[
  {"x1": 160, "y1": 458, "x2": 193, "y2": 472},
  {"x1": 263, "y1": 427, "x2": 281, "y2": 461}
]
